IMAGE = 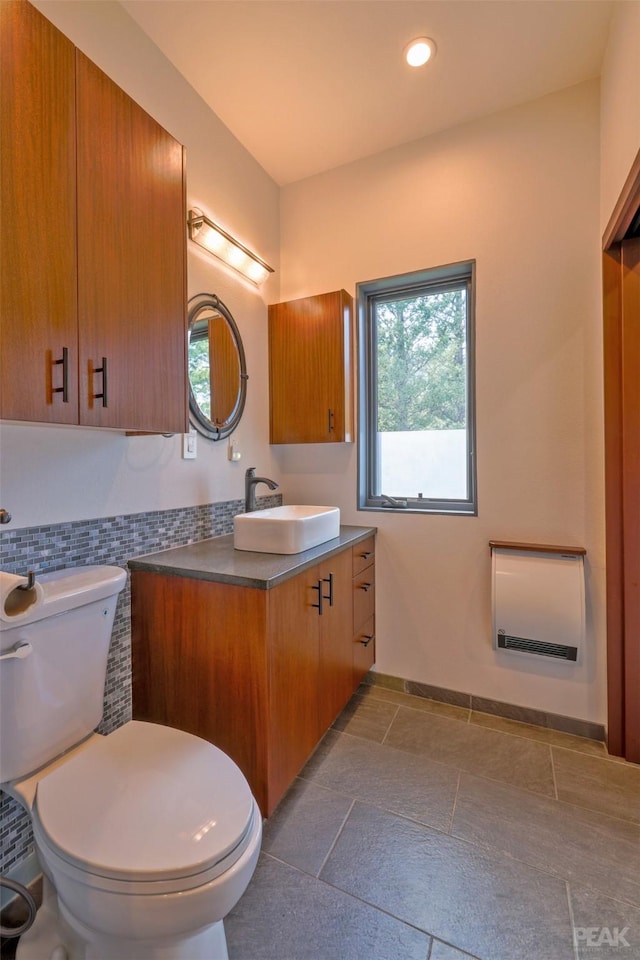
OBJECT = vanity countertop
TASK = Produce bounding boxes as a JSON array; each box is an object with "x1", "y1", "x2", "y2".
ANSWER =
[{"x1": 128, "y1": 525, "x2": 376, "y2": 590}]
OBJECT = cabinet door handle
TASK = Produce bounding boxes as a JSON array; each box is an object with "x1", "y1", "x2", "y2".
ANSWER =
[
  {"x1": 359, "y1": 551, "x2": 373, "y2": 560},
  {"x1": 358, "y1": 582, "x2": 372, "y2": 592},
  {"x1": 311, "y1": 580, "x2": 323, "y2": 615},
  {"x1": 327, "y1": 408, "x2": 334, "y2": 433},
  {"x1": 52, "y1": 347, "x2": 69, "y2": 403},
  {"x1": 92, "y1": 357, "x2": 109, "y2": 407},
  {"x1": 359, "y1": 635, "x2": 374, "y2": 648},
  {"x1": 322, "y1": 572, "x2": 334, "y2": 606}
]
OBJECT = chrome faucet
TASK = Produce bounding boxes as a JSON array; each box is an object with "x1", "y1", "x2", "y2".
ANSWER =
[{"x1": 244, "y1": 467, "x2": 279, "y2": 514}]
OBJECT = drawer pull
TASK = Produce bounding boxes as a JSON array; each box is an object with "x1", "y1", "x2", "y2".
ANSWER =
[
  {"x1": 359, "y1": 635, "x2": 374, "y2": 648},
  {"x1": 358, "y1": 582, "x2": 372, "y2": 592},
  {"x1": 92, "y1": 357, "x2": 109, "y2": 407},
  {"x1": 311, "y1": 580, "x2": 323, "y2": 615},
  {"x1": 322, "y1": 572, "x2": 334, "y2": 606},
  {"x1": 359, "y1": 551, "x2": 373, "y2": 560},
  {"x1": 52, "y1": 346, "x2": 70, "y2": 403}
]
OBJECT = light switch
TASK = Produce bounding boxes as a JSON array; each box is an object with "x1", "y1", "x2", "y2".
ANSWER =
[{"x1": 182, "y1": 432, "x2": 197, "y2": 459}]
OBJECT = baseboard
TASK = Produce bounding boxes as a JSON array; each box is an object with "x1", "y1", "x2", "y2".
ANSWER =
[{"x1": 363, "y1": 671, "x2": 606, "y2": 743}]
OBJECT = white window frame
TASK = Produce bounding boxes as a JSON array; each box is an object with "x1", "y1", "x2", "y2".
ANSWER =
[{"x1": 357, "y1": 260, "x2": 477, "y2": 516}]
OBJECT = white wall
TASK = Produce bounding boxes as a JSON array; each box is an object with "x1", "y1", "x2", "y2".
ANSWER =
[
  {"x1": 600, "y1": 0, "x2": 640, "y2": 234},
  {"x1": 0, "y1": 0, "x2": 281, "y2": 529},
  {"x1": 278, "y1": 81, "x2": 606, "y2": 723}
]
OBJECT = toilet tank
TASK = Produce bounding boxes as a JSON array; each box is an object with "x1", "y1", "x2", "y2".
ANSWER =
[{"x1": 0, "y1": 566, "x2": 126, "y2": 783}]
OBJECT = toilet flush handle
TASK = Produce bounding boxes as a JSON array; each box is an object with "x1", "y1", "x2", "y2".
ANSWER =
[{"x1": 0, "y1": 641, "x2": 33, "y2": 661}]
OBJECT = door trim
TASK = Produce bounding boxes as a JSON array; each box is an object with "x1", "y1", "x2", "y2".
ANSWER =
[
  {"x1": 603, "y1": 147, "x2": 640, "y2": 250},
  {"x1": 602, "y1": 147, "x2": 640, "y2": 761}
]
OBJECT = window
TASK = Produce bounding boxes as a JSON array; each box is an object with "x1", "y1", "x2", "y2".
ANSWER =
[{"x1": 357, "y1": 260, "x2": 476, "y2": 515}]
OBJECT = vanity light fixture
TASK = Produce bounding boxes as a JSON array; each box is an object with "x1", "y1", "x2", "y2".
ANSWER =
[
  {"x1": 187, "y1": 209, "x2": 274, "y2": 286},
  {"x1": 404, "y1": 37, "x2": 437, "y2": 67}
]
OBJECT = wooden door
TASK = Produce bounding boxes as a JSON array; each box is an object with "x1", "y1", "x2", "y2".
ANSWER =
[
  {"x1": 269, "y1": 290, "x2": 353, "y2": 443},
  {"x1": 317, "y1": 550, "x2": 355, "y2": 731},
  {"x1": 268, "y1": 565, "x2": 321, "y2": 810},
  {"x1": 76, "y1": 53, "x2": 187, "y2": 433},
  {"x1": 0, "y1": 0, "x2": 78, "y2": 423},
  {"x1": 604, "y1": 236, "x2": 640, "y2": 762}
]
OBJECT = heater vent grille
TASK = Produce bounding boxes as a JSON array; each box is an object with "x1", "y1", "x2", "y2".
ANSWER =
[{"x1": 497, "y1": 634, "x2": 578, "y2": 661}]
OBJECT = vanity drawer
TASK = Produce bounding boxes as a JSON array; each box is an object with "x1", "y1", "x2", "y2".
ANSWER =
[
  {"x1": 353, "y1": 616, "x2": 375, "y2": 684},
  {"x1": 353, "y1": 565, "x2": 375, "y2": 631},
  {"x1": 352, "y1": 537, "x2": 375, "y2": 576}
]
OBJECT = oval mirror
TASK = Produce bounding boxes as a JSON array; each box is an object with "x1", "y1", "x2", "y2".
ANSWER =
[{"x1": 187, "y1": 293, "x2": 248, "y2": 441}]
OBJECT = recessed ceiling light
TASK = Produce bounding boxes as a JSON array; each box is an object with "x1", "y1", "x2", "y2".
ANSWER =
[{"x1": 404, "y1": 37, "x2": 437, "y2": 68}]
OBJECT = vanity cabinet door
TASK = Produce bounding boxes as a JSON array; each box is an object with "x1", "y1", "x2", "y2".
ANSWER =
[
  {"x1": 268, "y1": 290, "x2": 353, "y2": 444},
  {"x1": 0, "y1": 0, "x2": 78, "y2": 424},
  {"x1": 268, "y1": 567, "x2": 322, "y2": 807},
  {"x1": 131, "y1": 571, "x2": 270, "y2": 806},
  {"x1": 317, "y1": 550, "x2": 355, "y2": 731},
  {"x1": 76, "y1": 53, "x2": 188, "y2": 433}
]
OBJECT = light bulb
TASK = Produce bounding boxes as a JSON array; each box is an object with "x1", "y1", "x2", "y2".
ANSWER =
[{"x1": 404, "y1": 37, "x2": 436, "y2": 68}]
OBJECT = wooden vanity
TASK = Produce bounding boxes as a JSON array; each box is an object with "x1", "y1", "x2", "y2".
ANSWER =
[{"x1": 129, "y1": 527, "x2": 376, "y2": 816}]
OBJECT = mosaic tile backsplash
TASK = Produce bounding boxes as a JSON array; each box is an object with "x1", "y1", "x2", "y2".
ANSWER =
[{"x1": 0, "y1": 494, "x2": 281, "y2": 876}]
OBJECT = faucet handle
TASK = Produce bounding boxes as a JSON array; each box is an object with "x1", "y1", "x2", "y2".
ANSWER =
[{"x1": 245, "y1": 466, "x2": 256, "y2": 477}]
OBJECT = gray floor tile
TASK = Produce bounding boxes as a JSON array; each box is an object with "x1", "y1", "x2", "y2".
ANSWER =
[
  {"x1": 331, "y1": 692, "x2": 398, "y2": 742},
  {"x1": 451, "y1": 773, "x2": 640, "y2": 907},
  {"x1": 470, "y1": 712, "x2": 607, "y2": 757},
  {"x1": 300, "y1": 728, "x2": 459, "y2": 831},
  {"x1": 385, "y1": 705, "x2": 556, "y2": 796},
  {"x1": 262, "y1": 778, "x2": 353, "y2": 876},
  {"x1": 430, "y1": 942, "x2": 481, "y2": 960},
  {"x1": 320, "y1": 801, "x2": 575, "y2": 960},
  {"x1": 552, "y1": 747, "x2": 640, "y2": 824},
  {"x1": 570, "y1": 885, "x2": 640, "y2": 960},
  {"x1": 361, "y1": 683, "x2": 471, "y2": 721},
  {"x1": 225, "y1": 854, "x2": 432, "y2": 960}
]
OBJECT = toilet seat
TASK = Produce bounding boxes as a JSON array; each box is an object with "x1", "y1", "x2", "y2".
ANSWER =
[{"x1": 32, "y1": 721, "x2": 256, "y2": 892}]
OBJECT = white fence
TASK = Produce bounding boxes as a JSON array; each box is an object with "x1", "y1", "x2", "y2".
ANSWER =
[{"x1": 378, "y1": 429, "x2": 467, "y2": 499}]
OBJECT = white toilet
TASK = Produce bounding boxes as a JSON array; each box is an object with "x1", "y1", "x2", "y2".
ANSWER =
[{"x1": 0, "y1": 565, "x2": 261, "y2": 960}]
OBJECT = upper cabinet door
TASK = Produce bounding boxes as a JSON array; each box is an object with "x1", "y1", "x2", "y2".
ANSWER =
[
  {"x1": 76, "y1": 53, "x2": 187, "y2": 433},
  {"x1": 0, "y1": 0, "x2": 78, "y2": 423},
  {"x1": 268, "y1": 290, "x2": 353, "y2": 444}
]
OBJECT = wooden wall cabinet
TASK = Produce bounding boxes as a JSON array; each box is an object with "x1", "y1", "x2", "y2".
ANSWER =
[
  {"x1": 132, "y1": 539, "x2": 375, "y2": 816},
  {"x1": 0, "y1": 1, "x2": 187, "y2": 433},
  {"x1": 0, "y1": 0, "x2": 79, "y2": 425},
  {"x1": 268, "y1": 290, "x2": 353, "y2": 444}
]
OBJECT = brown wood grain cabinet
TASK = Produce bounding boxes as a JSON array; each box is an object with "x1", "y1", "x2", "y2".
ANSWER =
[
  {"x1": 131, "y1": 538, "x2": 375, "y2": 816},
  {"x1": 268, "y1": 290, "x2": 354, "y2": 444},
  {"x1": 0, "y1": 1, "x2": 187, "y2": 433},
  {"x1": 0, "y1": 0, "x2": 79, "y2": 424},
  {"x1": 352, "y1": 536, "x2": 376, "y2": 683}
]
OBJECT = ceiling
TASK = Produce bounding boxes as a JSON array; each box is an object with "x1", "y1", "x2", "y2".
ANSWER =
[{"x1": 121, "y1": 0, "x2": 614, "y2": 186}]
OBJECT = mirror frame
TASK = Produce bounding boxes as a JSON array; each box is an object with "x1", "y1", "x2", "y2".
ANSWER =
[{"x1": 187, "y1": 292, "x2": 248, "y2": 441}]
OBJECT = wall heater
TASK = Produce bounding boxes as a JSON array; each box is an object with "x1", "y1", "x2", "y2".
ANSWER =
[{"x1": 491, "y1": 542, "x2": 586, "y2": 663}]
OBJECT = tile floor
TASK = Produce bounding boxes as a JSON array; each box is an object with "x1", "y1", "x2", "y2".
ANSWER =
[{"x1": 225, "y1": 685, "x2": 640, "y2": 960}]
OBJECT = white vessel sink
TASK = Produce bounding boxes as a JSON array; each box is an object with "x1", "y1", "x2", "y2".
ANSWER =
[{"x1": 234, "y1": 505, "x2": 340, "y2": 555}]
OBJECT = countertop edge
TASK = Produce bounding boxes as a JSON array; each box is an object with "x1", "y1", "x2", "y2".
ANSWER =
[{"x1": 128, "y1": 525, "x2": 376, "y2": 589}]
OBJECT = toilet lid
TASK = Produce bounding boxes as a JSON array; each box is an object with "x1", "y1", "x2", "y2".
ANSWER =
[{"x1": 33, "y1": 721, "x2": 255, "y2": 883}]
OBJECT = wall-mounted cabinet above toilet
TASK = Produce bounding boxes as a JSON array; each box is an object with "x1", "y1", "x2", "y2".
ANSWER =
[{"x1": 0, "y1": 1, "x2": 187, "y2": 434}]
